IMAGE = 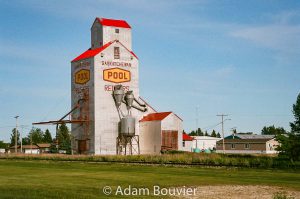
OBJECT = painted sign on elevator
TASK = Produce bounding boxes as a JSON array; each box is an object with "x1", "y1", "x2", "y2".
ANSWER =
[
  {"x1": 75, "y1": 69, "x2": 90, "y2": 84},
  {"x1": 103, "y1": 68, "x2": 131, "y2": 83}
]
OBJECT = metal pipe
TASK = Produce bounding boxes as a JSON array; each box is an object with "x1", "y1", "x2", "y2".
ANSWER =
[
  {"x1": 134, "y1": 98, "x2": 146, "y2": 107},
  {"x1": 131, "y1": 104, "x2": 147, "y2": 112}
]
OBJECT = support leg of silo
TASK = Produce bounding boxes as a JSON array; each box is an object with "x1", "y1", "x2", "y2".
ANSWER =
[
  {"x1": 130, "y1": 138, "x2": 132, "y2": 155},
  {"x1": 116, "y1": 137, "x2": 119, "y2": 155},
  {"x1": 137, "y1": 135, "x2": 140, "y2": 155},
  {"x1": 125, "y1": 138, "x2": 127, "y2": 155}
]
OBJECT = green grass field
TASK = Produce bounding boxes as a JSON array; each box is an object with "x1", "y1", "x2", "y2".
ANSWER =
[{"x1": 0, "y1": 159, "x2": 299, "y2": 198}]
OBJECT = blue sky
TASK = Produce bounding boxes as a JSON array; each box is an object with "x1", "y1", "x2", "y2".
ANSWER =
[{"x1": 0, "y1": 0, "x2": 300, "y2": 142}]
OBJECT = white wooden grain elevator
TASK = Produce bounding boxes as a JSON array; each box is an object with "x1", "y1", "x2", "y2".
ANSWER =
[{"x1": 71, "y1": 18, "x2": 183, "y2": 155}]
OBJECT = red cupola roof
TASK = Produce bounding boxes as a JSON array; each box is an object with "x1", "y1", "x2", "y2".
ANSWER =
[{"x1": 97, "y1": 17, "x2": 131, "y2": 29}]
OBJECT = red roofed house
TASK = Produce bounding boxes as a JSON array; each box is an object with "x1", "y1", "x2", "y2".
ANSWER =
[
  {"x1": 182, "y1": 133, "x2": 194, "y2": 152},
  {"x1": 139, "y1": 112, "x2": 183, "y2": 154}
]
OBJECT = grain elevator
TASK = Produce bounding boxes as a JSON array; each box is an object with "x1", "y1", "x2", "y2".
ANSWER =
[{"x1": 71, "y1": 18, "x2": 183, "y2": 155}]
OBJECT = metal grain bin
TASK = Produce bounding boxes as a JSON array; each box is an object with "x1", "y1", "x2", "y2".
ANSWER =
[{"x1": 120, "y1": 116, "x2": 135, "y2": 137}]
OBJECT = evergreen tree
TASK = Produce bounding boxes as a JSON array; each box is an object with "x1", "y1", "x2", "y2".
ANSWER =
[
  {"x1": 10, "y1": 128, "x2": 20, "y2": 146},
  {"x1": 216, "y1": 132, "x2": 221, "y2": 138},
  {"x1": 197, "y1": 128, "x2": 204, "y2": 136},
  {"x1": 204, "y1": 131, "x2": 209, "y2": 136},
  {"x1": 290, "y1": 93, "x2": 300, "y2": 134},
  {"x1": 189, "y1": 130, "x2": 197, "y2": 136},
  {"x1": 43, "y1": 129, "x2": 53, "y2": 143},
  {"x1": 57, "y1": 123, "x2": 71, "y2": 153},
  {"x1": 211, "y1": 130, "x2": 217, "y2": 137}
]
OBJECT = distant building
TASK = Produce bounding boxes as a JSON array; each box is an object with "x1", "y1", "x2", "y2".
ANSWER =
[
  {"x1": 192, "y1": 136, "x2": 222, "y2": 151},
  {"x1": 216, "y1": 134, "x2": 279, "y2": 154},
  {"x1": 22, "y1": 145, "x2": 40, "y2": 154},
  {"x1": 182, "y1": 133, "x2": 194, "y2": 152},
  {"x1": 36, "y1": 143, "x2": 51, "y2": 153},
  {"x1": 139, "y1": 112, "x2": 183, "y2": 154},
  {"x1": 8, "y1": 146, "x2": 21, "y2": 153},
  {"x1": 9, "y1": 143, "x2": 52, "y2": 154}
]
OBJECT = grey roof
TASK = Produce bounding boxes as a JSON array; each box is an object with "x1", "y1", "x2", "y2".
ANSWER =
[{"x1": 234, "y1": 134, "x2": 275, "y2": 139}]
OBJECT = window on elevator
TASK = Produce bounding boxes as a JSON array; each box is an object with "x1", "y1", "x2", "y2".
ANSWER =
[{"x1": 114, "y1": 47, "x2": 120, "y2": 59}]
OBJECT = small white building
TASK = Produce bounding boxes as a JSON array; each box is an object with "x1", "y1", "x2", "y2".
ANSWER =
[
  {"x1": 9, "y1": 145, "x2": 40, "y2": 154},
  {"x1": 182, "y1": 133, "x2": 194, "y2": 152},
  {"x1": 23, "y1": 145, "x2": 40, "y2": 154},
  {"x1": 139, "y1": 112, "x2": 183, "y2": 154},
  {"x1": 192, "y1": 136, "x2": 222, "y2": 151}
]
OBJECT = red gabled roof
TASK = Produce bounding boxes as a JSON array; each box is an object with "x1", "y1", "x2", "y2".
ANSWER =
[
  {"x1": 72, "y1": 41, "x2": 113, "y2": 62},
  {"x1": 140, "y1": 112, "x2": 172, "y2": 122},
  {"x1": 71, "y1": 40, "x2": 138, "y2": 62},
  {"x1": 183, "y1": 133, "x2": 194, "y2": 141},
  {"x1": 97, "y1": 17, "x2": 131, "y2": 29}
]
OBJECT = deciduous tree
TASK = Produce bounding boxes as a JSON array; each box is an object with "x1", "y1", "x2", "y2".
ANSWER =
[
  {"x1": 276, "y1": 93, "x2": 300, "y2": 161},
  {"x1": 28, "y1": 128, "x2": 44, "y2": 144},
  {"x1": 261, "y1": 125, "x2": 286, "y2": 135},
  {"x1": 0, "y1": 140, "x2": 9, "y2": 149}
]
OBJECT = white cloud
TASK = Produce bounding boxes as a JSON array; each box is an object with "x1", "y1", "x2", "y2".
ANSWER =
[
  {"x1": 230, "y1": 10, "x2": 300, "y2": 56},
  {"x1": 230, "y1": 24, "x2": 300, "y2": 54}
]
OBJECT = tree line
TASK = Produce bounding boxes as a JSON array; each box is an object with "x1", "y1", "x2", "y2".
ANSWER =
[
  {"x1": 188, "y1": 128, "x2": 221, "y2": 138},
  {"x1": 7, "y1": 123, "x2": 72, "y2": 153},
  {"x1": 187, "y1": 93, "x2": 300, "y2": 161},
  {"x1": 10, "y1": 128, "x2": 53, "y2": 146}
]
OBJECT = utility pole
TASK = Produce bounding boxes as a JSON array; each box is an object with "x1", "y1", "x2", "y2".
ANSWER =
[
  {"x1": 217, "y1": 114, "x2": 229, "y2": 154},
  {"x1": 20, "y1": 126, "x2": 23, "y2": 153},
  {"x1": 196, "y1": 105, "x2": 199, "y2": 131},
  {"x1": 14, "y1": 116, "x2": 19, "y2": 154}
]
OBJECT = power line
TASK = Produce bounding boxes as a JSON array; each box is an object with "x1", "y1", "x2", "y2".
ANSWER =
[
  {"x1": 202, "y1": 122, "x2": 223, "y2": 131},
  {"x1": 0, "y1": 125, "x2": 30, "y2": 129},
  {"x1": 39, "y1": 95, "x2": 69, "y2": 122}
]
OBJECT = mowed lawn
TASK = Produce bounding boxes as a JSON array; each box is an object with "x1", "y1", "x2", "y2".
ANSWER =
[{"x1": 0, "y1": 160, "x2": 299, "y2": 199}]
